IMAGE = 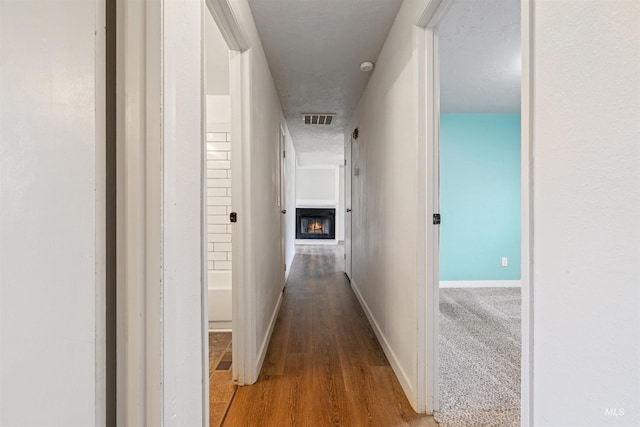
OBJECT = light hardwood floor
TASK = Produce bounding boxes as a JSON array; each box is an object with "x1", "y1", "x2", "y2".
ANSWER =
[{"x1": 223, "y1": 245, "x2": 438, "y2": 426}]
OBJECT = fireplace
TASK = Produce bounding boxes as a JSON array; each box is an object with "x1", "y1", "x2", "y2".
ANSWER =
[{"x1": 296, "y1": 208, "x2": 336, "y2": 240}]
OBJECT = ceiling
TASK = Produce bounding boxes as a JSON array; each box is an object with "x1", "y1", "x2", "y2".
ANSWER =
[
  {"x1": 248, "y1": 0, "x2": 404, "y2": 165},
  {"x1": 247, "y1": 0, "x2": 520, "y2": 164},
  {"x1": 439, "y1": 0, "x2": 521, "y2": 113}
]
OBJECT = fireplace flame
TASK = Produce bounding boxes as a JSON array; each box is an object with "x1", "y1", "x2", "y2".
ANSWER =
[{"x1": 310, "y1": 221, "x2": 324, "y2": 233}]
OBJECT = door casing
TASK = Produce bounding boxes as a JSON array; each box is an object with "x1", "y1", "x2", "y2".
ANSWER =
[
  {"x1": 116, "y1": 0, "x2": 252, "y2": 424},
  {"x1": 205, "y1": 0, "x2": 252, "y2": 389},
  {"x1": 279, "y1": 126, "x2": 287, "y2": 281},
  {"x1": 344, "y1": 137, "x2": 353, "y2": 279}
]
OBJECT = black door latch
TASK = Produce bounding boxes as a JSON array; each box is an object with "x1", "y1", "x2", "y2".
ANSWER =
[
  {"x1": 230, "y1": 212, "x2": 237, "y2": 223},
  {"x1": 433, "y1": 214, "x2": 441, "y2": 225}
]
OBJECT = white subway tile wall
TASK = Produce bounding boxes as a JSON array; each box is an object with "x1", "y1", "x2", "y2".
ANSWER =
[{"x1": 207, "y1": 131, "x2": 232, "y2": 271}]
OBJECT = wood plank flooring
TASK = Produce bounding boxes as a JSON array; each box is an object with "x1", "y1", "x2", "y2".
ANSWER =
[{"x1": 223, "y1": 245, "x2": 438, "y2": 426}]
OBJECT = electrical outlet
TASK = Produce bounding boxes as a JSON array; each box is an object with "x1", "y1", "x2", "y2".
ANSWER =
[{"x1": 501, "y1": 257, "x2": 508, "y2": 267}]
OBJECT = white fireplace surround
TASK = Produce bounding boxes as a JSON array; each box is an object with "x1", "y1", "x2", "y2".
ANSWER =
[{"x1": 295, "y1": 165, "x2": 343, "y2": 245}]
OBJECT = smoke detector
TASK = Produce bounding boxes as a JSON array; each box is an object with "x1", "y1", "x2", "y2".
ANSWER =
[
  {"x1": 360, "y1": 61, "x2": 374, "y2": 72},
  {"x1": 301, "y1": 113, "x2": 335, "y2": 125}
]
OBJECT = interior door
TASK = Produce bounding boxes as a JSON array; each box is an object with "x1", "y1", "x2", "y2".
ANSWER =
[
  {"x1": 345, "y1": 138, "x2": 352, "y2": 279},
  {"x1": 279, "y1": 128, "x2": 287, "y2": 283}
]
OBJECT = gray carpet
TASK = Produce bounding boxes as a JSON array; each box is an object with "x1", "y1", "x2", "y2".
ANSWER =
[{"x1": 434, "y1": 288, "x2": 521, "y2": 427}]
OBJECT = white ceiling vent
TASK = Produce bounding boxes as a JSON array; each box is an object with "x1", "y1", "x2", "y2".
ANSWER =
[{"x1": 302, "y1": 113, "x2": 335, "y2": 125}]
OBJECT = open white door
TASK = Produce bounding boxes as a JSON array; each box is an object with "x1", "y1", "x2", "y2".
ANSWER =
[
  {"x1": 279, "y1": 127, "x2": 287, "y2": 282},
  {"x1": 345, "y1": 137, "x2": 352, "y2": 279}
]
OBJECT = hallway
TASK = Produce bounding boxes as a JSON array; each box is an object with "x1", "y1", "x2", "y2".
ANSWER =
[{"x1": 223, "y1": 245, "x2": 437, "y2": 426}]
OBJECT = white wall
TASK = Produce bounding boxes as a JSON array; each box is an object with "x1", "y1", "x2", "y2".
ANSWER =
[
  {"x1": 532, "y1": 1, "x2": 640, "y2": 425},
  {"x1": 346, "y1": 0, "x2": 425, "y2": 408},
  {"x1": 231, "y1": 0, "x2": 292, "y2": 380},
  {"x1": 296, "y1": 166, "x2": 338, "y2": 205},
  {"x1": 0, "y1": 1, "x2": 104, "y2": 425}
]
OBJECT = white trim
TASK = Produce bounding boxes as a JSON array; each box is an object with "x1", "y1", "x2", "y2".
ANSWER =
[
  {"x1": 344, "y1": 138, "x2": 352, "y2": 279},
  {"x1": 415, "y1": 16, "x2": 428, "y2": 415},
  {"x1": 230, "y1": 45, "x2": 255, "y2": 385},
  {"x1": 350, "y1": 280, "x2": 417, "y2": 408},
  {"x1": 94, "y1": 0, "x2": 107, "y2": 424},
  {"x1": 255, "y1": 290, "x2": 284, "y2": 374},
  {"x1": 116, "y1": 0, "x2": 163, "y2": 423},
  {"x1": 440, "y1": 280, "x2": 522, "y2": 288},
  {"x1": 205, "y1": 0, "x2": 249, "y2": 52},
  {"x1": 279, "y1": 127, "x2": 287, "y2": 285},
  {"x1": 296, "y1": 164, "x2": 340, "y2": 170},
  {"x1": 278, "y1": 127, "x2": 284, "y2": 209},
  {"x1": 416, "y1": 0, "x2": 453, "y2": 414},
  {"x1": 295, "y1": 239, "x2": 339, "y2": 246},
  {"x1": 520, "y1": 1, "x2": 533, "y2": 425},
  {"x1": 209, "y1": 326, "x2": 233, "y2": 332},
  {"x1": 209, "y1": 325, "x2": 233, "y2": 332},
  {"x1": 200, "y1": 2, "x2": 210, "y2": 423},
  {"x1": 295, "y1": 200, "x2": 338, "y2": 208}
]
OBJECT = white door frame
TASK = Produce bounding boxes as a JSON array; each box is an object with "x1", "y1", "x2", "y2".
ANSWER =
[
  {"x1": 416, "y1": 0, "x2": 533, "y2": 424},
  {"x1": 344, "y1": 137, "x2": 353, "y2": 279},
  {"x1": 116, "y1": 0, "x2": 163, "y2": 424},
  {"x1": 279, "y1": 126, "x2": 287, "y2": 280},
  {"x1": 205, "y1": 0, "x2": 252, "y2": 389},
  {"x1": 117, "y1": 0, "x2": 251, "y2": 424},
  {"x1": 520, "y1": 2, "x2": 533, "y2": 423}
]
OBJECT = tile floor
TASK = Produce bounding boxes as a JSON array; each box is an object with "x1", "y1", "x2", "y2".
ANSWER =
[{"x1": 209, "y1": 332, "x2": 235, "y2": 427}]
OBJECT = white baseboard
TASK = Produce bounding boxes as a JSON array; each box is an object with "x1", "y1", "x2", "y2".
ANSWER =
[
  {"x1": 439, "y1": 280, "x2": 521, "y2": 288},
  {"x1": 295, "y1": 239, "x2": 338, "y2": 246},
  {"x1": 255, "y1": 289, "x2": 284, "y2": 376},
  {"x1": 350, "y1": 280, "x2": 418, "y2": 411},
  {"x1": 208, "y1": 323, "x2": 232, "y2": 332}
]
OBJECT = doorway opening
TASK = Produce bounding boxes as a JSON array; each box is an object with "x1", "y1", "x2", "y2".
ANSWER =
[
  {"x1": 204, "y1": 4, "x2": 236, "y2": 425},
  {"x1": 436, "y1": 1, "x2": 522, "y2": 424},
  {"x1": 203, "y1": 0, "x2": 253, "y2": 423},
  {"x1": 344, "y1": 137, "x2": 352, "y2": 279},
  {"x1": 418, "y1": 0, "x2": 531, "y2": 423}
]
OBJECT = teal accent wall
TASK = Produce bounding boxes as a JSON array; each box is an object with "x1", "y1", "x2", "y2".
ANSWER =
[{"x1": 440, "y1": 114, "x2": 521, "y2": 281}]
